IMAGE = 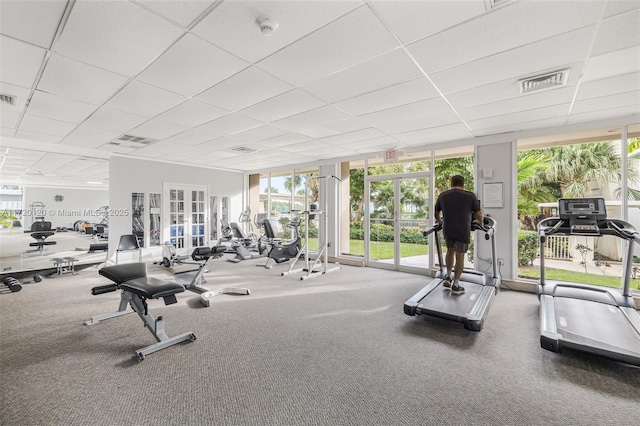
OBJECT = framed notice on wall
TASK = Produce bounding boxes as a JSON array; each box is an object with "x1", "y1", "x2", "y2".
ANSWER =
[{"x1": 483, "y1": 182, "x2": 503, "y2": 208}]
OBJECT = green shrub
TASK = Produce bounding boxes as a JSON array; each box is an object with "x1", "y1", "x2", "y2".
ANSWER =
[
  {"x1": 348, "y1": 222, "x2": 427, "y2": 244},
  {"x1": 518, "y1": 230, "x2": 538, "y2": 267}
]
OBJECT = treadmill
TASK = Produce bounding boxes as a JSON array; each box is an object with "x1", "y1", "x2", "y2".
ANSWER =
[
  {"x1": 404, "y1": 217, "x2": 501, "y2": 331},
  {"x1": 537, "y1": 198, "x2": 640, "y2": 366}
]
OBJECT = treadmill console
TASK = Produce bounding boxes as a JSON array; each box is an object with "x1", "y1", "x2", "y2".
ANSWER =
[{"x1": 558, "y1": 198, "x2": 606, "y2": 235}]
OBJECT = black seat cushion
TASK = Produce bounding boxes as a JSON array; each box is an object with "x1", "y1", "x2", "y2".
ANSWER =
[
  {"x1": 120, "y1": 277, "x2": 185, "y2": 299},
  {"x1": 100, "y1": 263, "x2": 148, "y2": 285}
]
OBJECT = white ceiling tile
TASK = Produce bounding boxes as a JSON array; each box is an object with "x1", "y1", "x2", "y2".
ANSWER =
[
  {"x1": 303, "y1": 48, "x2": 421, "y2": 103},
  {"x1": 604, "y1": 1, "x2": 640, "y2": 18},
  {"x1": 162, "y1": 128, "x2": 215, "y2": 146},
  {"x1": 576, "y1": 72, "x2": 640, "y2": 101},
  {"x1": 473, "y1": 117, "x2": 568, "y2": 137},
  {"x1": 227, "y1": 125, "x2": 288, "y2": 143},
  {"x1": 59, "y1": 124, "x2": 122, "y2": 148},
  {"x1": 135, "y1": 0, "x2": 216, "y2": 27},
  {"x1": 19, "y1": 114, "x2": 76, "y2": 137},
  {"x1": 459, "y1": 86, "x2": 576, "y2": 122},
  {"x1": 155, "y1": 99, "x2": 228, "y2": 128},
  {"x1": 27, "y1": 90, "x2": 96, "y2": 124},
  {"x1": 429, "y1": 27, "x2": 594, "y2": 94},
  {"x1": 257, "y1": 6, "x2": 399, "y2": 86},
  {"x1": 318, "y1": 128, "x2": 386, "y2": 146},
  {"x1": 370, "y1": 0, "x2": 486, "y2": 44},
  {"x1": 592, "y1": 9, "x2": 640, "y2": 56},
  {"x1": 409, "y1": 1, "x2": 602, "y2": 74},
  {"x1": 192, "y1": 0, "x2": 360, "y2": 63},
  {"x1": 103, "y1": 80, "x2": 186, "y2": 118},
  {"x1": 129, "y1": 119, "x2": 187, "y2": 140},
  {"x1": 394, "y1": 123, "x2": 474, "y2": 145},
  {"x1": 13, "y1": 130, "x2": 62, "y2": 144},
  {"x1": 467, "y1": 104, "x2": 571, "y2": 131},
  {"x1": 0, "y1": 110, "x2": 21, "y2": 130},
  {"x1": 297, "y1": 126, "x2": 341, "y2": 139},
  {"x1": 568, "y1": 104, "x2": 640, "y2": 124},
  {"x1": 272, "y1": 106, "x2": 350, "y2": 132},
  {"x1": 582, "y1": 45, "x2": 640, "y2": 81},
  {"x1": 324, "y1": 117, "x2": 371, "y2": 133},
  {"x1": 83, "y1": 107, "x2": 148, "y2": 133},
  {"x1": 196, "y1": 114, "x2": 263, "y2": 139},
  {"x1": 97, "y1": 143, "x2": 136, "y2": 154},
  {"x1": 37, "y1": 53, "x2": 129, "y2": 105},
  {"x1": 260, "y1": 133, "x2": 312, "y2": 148},
  {"x1": 196, "y1": 67, "x2": 293, "y2": 111},
  {"x1": 335, "y1": 77, "x2": 439, "y2": 116},
  {"x1": 0, "y1": 35, "x2": 47, "y2": 89},
  {"x1": 55, "y1": 0, "x2": 184, "y2": 77},
  {"x1": 199, "y1": 137, "x2": 249, "y2": 152},
  {"x1": 239, "y1": 89, "x2": 325, "y2": 122},
  {"x1": 340, "y1": 135, "x2": 400, "y2": 150},
  {"x1": 137, "y1": 34, "x2": 249, "y2": 97},
  {"x1": 571, "y1": 90, "x2": 640, "y2": 115},
  {"x1": 359, "y1": 97, "x2": 457, "y2": 127},
  {"x1": 0, "y1": 0, "x2": 67, "y2": 48}
]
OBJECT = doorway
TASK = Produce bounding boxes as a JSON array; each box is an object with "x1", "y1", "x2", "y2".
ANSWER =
[
  {"x1": 163, "y1": 184, "x2": 208, "y2": 254},
  {"x1": 365, "y1": 172, "x2": 432, "y2": 272}
]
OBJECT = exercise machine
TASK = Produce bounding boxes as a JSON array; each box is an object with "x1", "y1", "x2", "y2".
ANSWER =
[
  {"x1": 86, "y1": 262, "x2": 196, "y2": 360},
  {"x1": 258, "y1": 217, "x2": 302, "y2": 269},
  {"x1": 537, "y1": 198, "x2": 640, "y2": 365},
  {"x1": 282, "y1": 176, "x2": 341, "y2": 280},
  {"x1": 173, "y1": 245, "x2": 250, "y2": 307},
  {"x1": 404, "y1": 217, "x2": 501, "y2": 331},
  {"x1": 156, "y1": 241, "x2": 189, "y2": 267}
]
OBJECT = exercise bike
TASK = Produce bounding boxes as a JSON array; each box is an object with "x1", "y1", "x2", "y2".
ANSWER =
[{"x1": 258, "y1": 218, "x2": 302, "y2": 269}]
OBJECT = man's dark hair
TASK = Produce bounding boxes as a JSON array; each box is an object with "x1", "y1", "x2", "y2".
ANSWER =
[{"x1": 450, "y1": 175, "x2": 464, "y2": 187}]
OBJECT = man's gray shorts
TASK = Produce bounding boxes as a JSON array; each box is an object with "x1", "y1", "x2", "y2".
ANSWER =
[{"x1": 445, "y1": 239, "x2": 469, "y2": 253}]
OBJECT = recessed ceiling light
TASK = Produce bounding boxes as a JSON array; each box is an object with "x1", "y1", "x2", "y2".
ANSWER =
[{"x1": 87, "y1": 181, "x2": 103, "y2": 185}]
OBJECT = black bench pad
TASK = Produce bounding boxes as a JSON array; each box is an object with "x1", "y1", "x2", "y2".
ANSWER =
[
  {"x1": 100, "y1": 263, "x2": 148, "y2": 284},
  {"x1": 121, "y1": 277, "x2": 185, "y2": 299},
  {"x1": 30, "y1": 241, "x2": 57, "y2": 246}
]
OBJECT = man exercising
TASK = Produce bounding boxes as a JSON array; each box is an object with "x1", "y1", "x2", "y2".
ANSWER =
[{"x1": 434, "y1": 175, "x2": 483, "y2": 295}]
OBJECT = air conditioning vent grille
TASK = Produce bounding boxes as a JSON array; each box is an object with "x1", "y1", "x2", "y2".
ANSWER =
[
  {"x1": 112, "y1": 134, "x2": 158, "y2": 149},
  {"x1": 231, "y1": 146, "x2": 256, "y2": 154},
  {"x1": 520, "y1": 70, "x2": 569, "y2": 94},
  {"x1": 0, "y1": 94, "x2": 16, "y2": 106}
]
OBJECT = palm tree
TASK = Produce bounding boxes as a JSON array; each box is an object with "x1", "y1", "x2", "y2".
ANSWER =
[
  {"x1": 540, "y1": 142, "x2": 620, "y2": 197},
  {"x1": 0, "y1": 210, "x2": 18, "y2": 229}
]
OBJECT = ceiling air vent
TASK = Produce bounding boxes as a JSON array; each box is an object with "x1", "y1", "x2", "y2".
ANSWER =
[
  {"x1": 520, "y1": 70, "x2": 569, "y2": 94},
  {"x1": 231, "y1": 146, "x2": 256, "y2": 154},
  {"x1": 0, "y1": 94, "x2": 17, "y2": 106},
  {"x1": 112, "y1": 134, "x2": 158, "y2": 149}
]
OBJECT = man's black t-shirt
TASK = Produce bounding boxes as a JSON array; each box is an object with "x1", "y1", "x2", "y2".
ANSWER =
[{"x1": 435, "y1": 188, "x2": 480, "y2": 244}]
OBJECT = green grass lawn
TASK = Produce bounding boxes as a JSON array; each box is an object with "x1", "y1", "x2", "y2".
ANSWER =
[
  {"x1": 305, "y1": 238, "x2": 425, "y2": 260},
  {"x1": 519, "y1": 266, "x2": 640, "y2": 289}
]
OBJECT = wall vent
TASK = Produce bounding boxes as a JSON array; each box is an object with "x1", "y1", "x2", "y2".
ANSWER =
[
  {"x1": 520, "y1": 70, "x2": 569, "y2": 94},
  {"x1": 231, "y1": 146, "x2": 256, "y2": 154},
  {"x1": 0, "y1": 94, "x2": 16, "y2": 106}
]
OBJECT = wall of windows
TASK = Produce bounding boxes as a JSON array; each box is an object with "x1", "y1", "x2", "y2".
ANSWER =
[{"x1": 517, "y1": 124, "x2": 640, "y2": 293}]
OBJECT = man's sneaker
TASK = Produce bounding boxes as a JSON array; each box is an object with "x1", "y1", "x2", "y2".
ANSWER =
[
  {"x1": 442, "y1": 276, "x2": 452, "y2": 288},
  {"x1": 451, "y1": 284, "x2": 465, "y2": 295}
]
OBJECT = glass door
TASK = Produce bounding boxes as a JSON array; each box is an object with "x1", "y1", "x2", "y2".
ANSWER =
[
  {"x1": 164, "y1": 184, "x2": 208, "y2": 254},
  {"x1": 366, "y1": 172, "x2": 431, "y2": 273}
]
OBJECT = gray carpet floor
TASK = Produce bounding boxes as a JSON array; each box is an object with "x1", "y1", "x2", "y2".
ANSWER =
[{"x1": 1, "y1": 255, "x2": 638, "y2": 426}]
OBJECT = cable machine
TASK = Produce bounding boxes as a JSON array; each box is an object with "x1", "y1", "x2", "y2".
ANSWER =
[{"x1": 282, "y1": 175, "x2": 341, "y2": 280}]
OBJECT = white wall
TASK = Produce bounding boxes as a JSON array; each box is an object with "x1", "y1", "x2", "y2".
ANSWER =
[
  {"x1": 475, "y1": 141, "x2": 517, "y2": 281},
  {"x1": 23, "y1": 187, "x2": 108, "y2": 229},
  {"x1": 108, "y1": 156, "x2": 243, "y2": 258}
]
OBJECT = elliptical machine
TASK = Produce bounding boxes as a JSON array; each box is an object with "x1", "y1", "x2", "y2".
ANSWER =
[{"x1": 259, "y1": 217, "x2": 302, "y2": 269}]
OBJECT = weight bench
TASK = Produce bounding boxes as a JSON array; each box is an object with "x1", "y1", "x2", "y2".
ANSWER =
[{"x1": 85, "y1": 263, "x2": 196, "y2": 360}]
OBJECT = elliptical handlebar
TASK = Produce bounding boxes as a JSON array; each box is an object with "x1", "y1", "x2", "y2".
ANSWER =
[{"x1": 422, "y1": 223, "x2": 442, "y2": 237}]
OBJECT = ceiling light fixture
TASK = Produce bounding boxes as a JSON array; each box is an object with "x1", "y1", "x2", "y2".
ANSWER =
[
  {"x1": 256, "y1": 15, "x2": 279, "y2": 36},
  {"x1": 87, "y1": 181, "x2": 103, "y2": 185}
]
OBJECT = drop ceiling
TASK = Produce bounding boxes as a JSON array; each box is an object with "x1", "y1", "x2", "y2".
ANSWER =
[{"x1": 1, "y1": 0, "x2": 639, "y2": 188}]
